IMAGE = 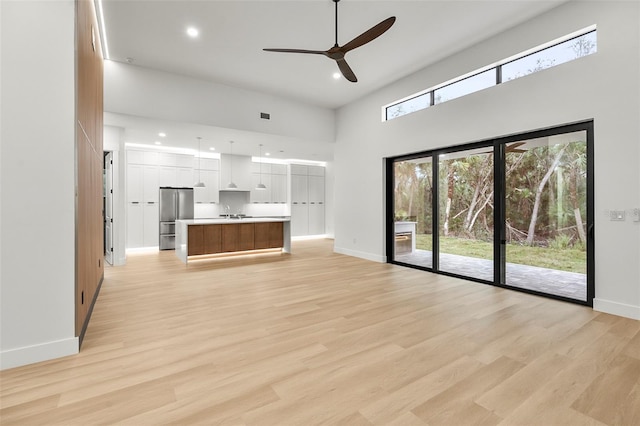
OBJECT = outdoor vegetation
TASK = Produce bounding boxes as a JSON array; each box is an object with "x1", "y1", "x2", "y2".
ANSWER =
[{"x1": 394, "y1": 137, "x2": 588, "y2": 274}]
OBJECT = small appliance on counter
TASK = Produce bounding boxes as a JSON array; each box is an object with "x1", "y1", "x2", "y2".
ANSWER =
[{"x1": 159, "y1": 187, "x2": 194, "y2": 250}]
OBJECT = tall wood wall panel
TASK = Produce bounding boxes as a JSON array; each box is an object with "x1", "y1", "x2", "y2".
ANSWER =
[{"x1": 76, "y1": 0, "x2": 104, "y2": 338}]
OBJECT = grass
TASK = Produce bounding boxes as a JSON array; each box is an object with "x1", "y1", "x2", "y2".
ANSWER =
[{"x1": 415, "y1": 234, "x2": 586, "y2": 273}]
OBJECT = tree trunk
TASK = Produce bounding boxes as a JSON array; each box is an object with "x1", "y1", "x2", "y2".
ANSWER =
[
  {"x1": 443, "y1": 168, "x2": 454, "y2": 236},
  {"x1": 526, "y1": 146, "x2": 567, "y2": 245},
  {"x1": 569, "y1": 166, "x2": 587, "y2": 244}
]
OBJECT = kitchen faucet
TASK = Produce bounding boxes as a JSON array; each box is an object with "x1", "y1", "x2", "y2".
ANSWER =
[{"x1": 224, "y1": 205, "x2": 231, "y2": 219}]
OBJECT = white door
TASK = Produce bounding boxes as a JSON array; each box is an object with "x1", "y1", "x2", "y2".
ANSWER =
[{"x1": 104, "y1": 152, "x2": 114, "y2": 265}]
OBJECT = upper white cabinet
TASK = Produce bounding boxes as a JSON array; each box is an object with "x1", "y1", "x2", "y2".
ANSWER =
[
  {"x1": 142, "y1": 165, "x2": 159, "y2": 202},
  {"x1": 126, "y1": 164, "x2": 143, "y2": 203},
  {"x1": 194, "y1": 170, "x2": 220, "y2": 204},
  {"x1": 176, "y1": 167, "x2": 194, "y2": 188},
  {"x1": 249, "y1": 161, "x2": 287, "y2": 204},
  {"x1": 159, "y1": 166, "x2": 177, "y2": 187},
  {"x1": 271, "y1": 174, "x2": 287, "y2": 204}
]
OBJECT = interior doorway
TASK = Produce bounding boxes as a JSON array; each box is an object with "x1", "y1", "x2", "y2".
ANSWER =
[{"x1": 104, "y1": 151, "x2": 114, "y2": 265}]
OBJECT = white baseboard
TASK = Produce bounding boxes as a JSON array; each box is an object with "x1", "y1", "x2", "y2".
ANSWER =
[
  {"x1": 0, "y1": 337, "x2": 78, "y2": 370},
  {"x1": 593, "y1": 298, "x2": 640, "y2": 320},
  {"x1": 334, "y1": 246, "x2": 386, "y2": 263}
]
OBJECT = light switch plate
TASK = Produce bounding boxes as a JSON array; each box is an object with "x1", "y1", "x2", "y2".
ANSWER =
[
  {"x1": 633, "y1": 208, "x2": 640, "y2": 222},
  {"x1": 610, "y1": 210, "x2": 625, "y2": 221}
]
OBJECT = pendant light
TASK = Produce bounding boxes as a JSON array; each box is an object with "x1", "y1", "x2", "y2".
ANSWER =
[
  {"x1": 256, "y1": 144, "x2": 267, "y2": 190},
  {"x1": 193, "y1": 137, "x2": 205, "y2": 187},
  {"x1": 227, "y1": 140, "x2": 238, "y2": 189}
]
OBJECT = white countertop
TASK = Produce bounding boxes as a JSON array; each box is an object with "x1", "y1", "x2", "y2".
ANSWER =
[{"x1": 177, "y1": 217, "x2": 290, "y2": 225}]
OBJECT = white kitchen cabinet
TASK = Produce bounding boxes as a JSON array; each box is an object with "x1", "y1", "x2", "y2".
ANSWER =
[
  {"x1": 176, "y1": 167, "x2": 194, "y2": 187},
  {"x1": 158, "y1": 166, "x2": 177, "y2": 187},
  {"x1": 271, "y1": 164, "x2": 287, "y2": 175},
  {"x1": 157, "y1": 152, "x2": 177, "y2": 167},
  {"x1": 308, "y1": 204, "x2": 325, "y2": 235},
  {"x1": 291, "y1": 174, "x2": 308, "y2": 203},
  {"x1": 126, "y1": 164, "x2": 143, "y2": 203},
  {"x1": 270, "y1": 174, "x2": 287, "y2": 204},
  {"x1": 126, "y1": 202, "x2": 143, "y2": 248},
  {"x1": 194, "y1": 170, "x2": 219, "y2": 204},
  {"x1": 290, "y1": 164, "x2": 325, "y2": 236},
  {"x1": 308, "y1": 175, "x2": 325, "y2": 203},
  {"x1": 251, "y1": 161, "x2": 272, "y2": 174},
  {"x1": 290, "y1": 164, "x2": 308, "y2": 175},
  {"x1": 127, "y1": 150, "x2": 144, "y2": 164},
  {"x1": 199, "y1": 158, "x2": 219, "y2": 171},
  {"x1": 142, "y1": 165, "x2": 159, "y2": 202},
  {"x1": 291, "y1": 203, "x2": 309, "y2": 237},
  {"x1": 176, "y1": 154, "x2": 195, "y2": 168},
  {"x1": 143, "y1": 202, "x2": 159, "y2": 246},
  {"x1": 250, "y1": 173, "x2": 271, "y2": 203},
  {"x1": 143, "y1": 151, "x2": 159, "y2": 165},
  {"x1": 308, "y1": 165, "x2": 325, "y2": 176}
]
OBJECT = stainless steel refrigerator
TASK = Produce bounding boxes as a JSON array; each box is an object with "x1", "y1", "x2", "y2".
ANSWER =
[{"x1": 159, "y1": 187, "x2": 194, "y2": 250}]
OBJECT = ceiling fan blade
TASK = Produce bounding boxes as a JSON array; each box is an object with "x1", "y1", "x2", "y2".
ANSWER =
[
  {"x1": 336, "y1": 58, "x2": 357, "y2": 82},
  {"x1": 263, "y1": 48, "x2": 326, "y2": 55},
  {"x1": 506, "y1": 142, "x2": 527, "y2": 152},
  {"x1": 342, "y1": 16, "x2": 396, "y2": 53}
]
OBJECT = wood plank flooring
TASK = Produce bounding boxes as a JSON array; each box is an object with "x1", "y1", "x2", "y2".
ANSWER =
[{"x1": 1, "y1": 239, "x2": 639, "y2": 425}]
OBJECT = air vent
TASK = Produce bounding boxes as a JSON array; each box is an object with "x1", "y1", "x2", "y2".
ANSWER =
[{"x1": 260, "y1": 112, "x2": 270, "y2": 120}]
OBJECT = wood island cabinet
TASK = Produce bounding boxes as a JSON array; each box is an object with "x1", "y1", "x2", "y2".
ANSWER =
[
  {"x1": 255, "y1": 222, "x2": 284, "y2": 249},
  {"x1": 222, "y1": 223, "x2": 255, "y2": 252},
  {"x1": 177, "y1": 220, "x2": 290, "y2": 262},
  {"x1": 204, "y1": 224, "x2": 222, "y2": 254},
  {"x1": 188, "y1": 225, "x2": 205, "y2": 256}
]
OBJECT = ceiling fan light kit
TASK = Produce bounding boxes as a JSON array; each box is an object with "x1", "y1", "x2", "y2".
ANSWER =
[{"x1": 263, "y1": 0, "x2": 396, "y2": 83}]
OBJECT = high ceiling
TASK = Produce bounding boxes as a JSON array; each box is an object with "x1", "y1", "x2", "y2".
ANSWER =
[{"x1": 100, "y1": 0, "x2": 568, "y2": 159}]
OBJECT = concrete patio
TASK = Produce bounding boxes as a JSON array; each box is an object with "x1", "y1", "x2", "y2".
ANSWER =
[{"x1": 395, "y1": 249, "x2": 587, "y2": 301}]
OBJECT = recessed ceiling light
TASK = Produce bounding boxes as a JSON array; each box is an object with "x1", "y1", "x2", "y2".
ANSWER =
[
  {"x1": 265, "y1": 152, "x2": 271, "y2": 156},
  {"x1": 154, "y1": 141, "x2": 162, "y2": 145},
  {"x1": 158, "y1": 132, "x2": 166, "y2": 137},
  {"x1": 333, "y1": 72, "x2": 341, "y2": 80},
  {"x1": 186, "y1": 27, "x2": 199, "y2": 38},
  {"x1": 209, "y1": 147, "x2": 215, "y2": 151}
]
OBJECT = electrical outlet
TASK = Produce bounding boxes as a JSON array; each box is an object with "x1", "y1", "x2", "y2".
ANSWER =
[
  {"x1": 633, "y1": 208, "x2": 640, "y2": 222},
  {"x1": 610, "y1": 210, "x2": 626, "y2": 221}
]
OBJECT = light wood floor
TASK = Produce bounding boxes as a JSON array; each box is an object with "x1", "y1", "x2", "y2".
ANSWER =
[{"x1": 1, "y1": 239, "x2": 639, "y2": 425}]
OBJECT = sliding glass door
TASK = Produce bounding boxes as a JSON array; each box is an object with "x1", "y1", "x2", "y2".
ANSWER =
[
  {"x1": 392, "y1": 157, "x2": 433, "y2": 268},
  {"x1": 388, "y1": 121, "x2": 593, "y2": 306},
  {"x1": 438, "y1": 147, "x2": 494, "y2": 281},
  {"x1": 503, "y1": 131, "x2": 588, "y2": 302}
]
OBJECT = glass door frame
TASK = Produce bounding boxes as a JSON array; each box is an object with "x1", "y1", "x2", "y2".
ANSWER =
[{"x1": 385, "y1": 120, "x2": 594, "y2": 307}]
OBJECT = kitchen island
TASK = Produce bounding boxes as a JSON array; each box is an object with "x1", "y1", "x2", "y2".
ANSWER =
[{"x1": 175, "y1": 217, "x2": 291, "y2": 263}]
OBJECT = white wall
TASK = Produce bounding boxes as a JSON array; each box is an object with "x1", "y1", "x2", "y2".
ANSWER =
[
  {"x1": 0, "y1": 0, "x2": 78, "y2": 369},
  {"x1": 104, "y1": 61, "x2": 336, "y2": 144},
  {"x1": 334, "y1": 1, "x2": 640, "y2": 319}
]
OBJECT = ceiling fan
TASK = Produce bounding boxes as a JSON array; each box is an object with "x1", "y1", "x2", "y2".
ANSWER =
[{"x1": 263, "y1": 0, "x2": 396, "y2": 83}]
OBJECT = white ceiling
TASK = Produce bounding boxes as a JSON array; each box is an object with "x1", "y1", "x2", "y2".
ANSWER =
[{"x1": 100, "y1": 0, "x2": 568, "y2": 160}]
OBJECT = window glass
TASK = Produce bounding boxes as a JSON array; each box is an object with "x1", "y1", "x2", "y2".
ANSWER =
[
  {"x1": 434, "y1": 69, "x2": 495, "y2": 104},
  {"x1": 502, "y1": 31, "x2": 596, "y2": 82},
  {"x1": 387, "y1": 93, "x2": 431, "y2": 120}
]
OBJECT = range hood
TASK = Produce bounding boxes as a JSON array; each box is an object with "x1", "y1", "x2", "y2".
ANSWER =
[{"x1": 220, "y1": 153, "x2": 252, "y2": 191}]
